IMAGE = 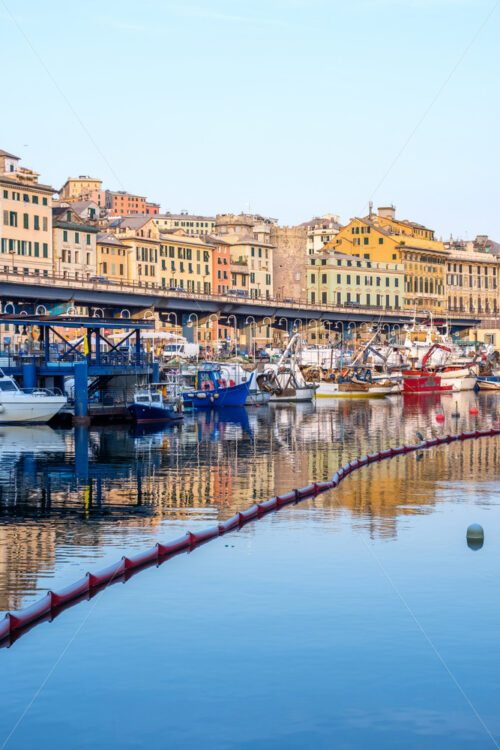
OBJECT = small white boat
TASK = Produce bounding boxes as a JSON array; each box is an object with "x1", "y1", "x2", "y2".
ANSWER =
[
  {"x1": 477, "y1": 379, "x2": 500, "y2": 392},
  {"x1": 315, "y1": 380, "x2": 388, "y2": 399},
  {"x1": 0, "y1": 371, "x2": 67, "y2": 423},
  {"x1": 437, "y1": 367, "x2": 477, "y2": 392}
]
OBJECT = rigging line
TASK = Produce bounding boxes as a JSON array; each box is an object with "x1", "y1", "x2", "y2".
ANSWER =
[
  {"x1": 367, "y1": 0, "x2": 500, "y2": 207},
  {"x1": 0, "y1": 569, "x2": 123, "y2": 750},
  {"x1": 0, "y1": 0, "x2": 125, "y2": 190},
  {"x1": 359, "y1": 537, "x2": 500, "y2": 749}
]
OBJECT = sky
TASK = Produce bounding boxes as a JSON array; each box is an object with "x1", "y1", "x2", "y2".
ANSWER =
[{"x1": 1, "y1": 0, "x2": 499, "y2": 239}]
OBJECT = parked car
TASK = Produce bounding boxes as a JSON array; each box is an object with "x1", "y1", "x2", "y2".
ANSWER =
[
  {"x1": 345, "y1": 300, "x2": 360, "y2": 307},
  {"x1": 89, "y1": 276, "x2": 114, "y2": 284},
  {"x1": 168, "y1": 286, "x2": 184, "y2": 293},
  {"x1": 227, "y1": 289, "x2": 249, "y2": 297}
]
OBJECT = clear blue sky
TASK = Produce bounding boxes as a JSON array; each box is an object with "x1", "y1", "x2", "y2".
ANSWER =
[{"x1": 1, "y1": 0, "x2": 498, "y2": 239}]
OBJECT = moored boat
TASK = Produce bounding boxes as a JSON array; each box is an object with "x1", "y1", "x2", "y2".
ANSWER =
[
  {"x1": 402, "y1": 371, "x2": 453, "y2": 394},
  {"x1": 0, "y1": 371, "x2": 67, "y2": 423},
  {"x1": 128, "y1": 386, "x2": 184, "y2": 423},
  {"x1": 181, "y1": 364, "x2": 252, "y2": 408}
]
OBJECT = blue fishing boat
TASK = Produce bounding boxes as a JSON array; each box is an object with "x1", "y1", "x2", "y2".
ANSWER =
[
  {"x1": 128, "y1": 386, "x2": 184, "y2": 423},
  {"x1": 182, "y1": 365, "x2": 252, "y2": 408}
]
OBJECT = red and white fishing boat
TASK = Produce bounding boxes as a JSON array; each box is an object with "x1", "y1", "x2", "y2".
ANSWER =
[{"x1": 402, "y1": 371, "x2": 453, "y2": 394}]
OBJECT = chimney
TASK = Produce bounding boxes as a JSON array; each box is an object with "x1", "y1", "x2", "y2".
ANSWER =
[
  {"x1": 368, "y1": 201, "x2": 373, "y2": 218},
  {"x1": 378, "y1": 205, "x2": 396, "y2": 220}
]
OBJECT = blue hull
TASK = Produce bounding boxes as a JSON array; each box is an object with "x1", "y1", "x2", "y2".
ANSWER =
[
  {"x1": 128, "y1": 403, "x2": 183, "y2": 423},
  {"x1": 183, "y1": 378, "x2": 251, "y2": 409}
]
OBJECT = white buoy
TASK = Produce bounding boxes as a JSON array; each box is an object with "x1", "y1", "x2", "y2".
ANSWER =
[{"x1": 466, "y1": 523, "x2": 484, "y2": 550}]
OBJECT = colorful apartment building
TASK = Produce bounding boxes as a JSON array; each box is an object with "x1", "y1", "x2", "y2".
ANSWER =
[
  {"x1": 158, "y1": 231, "x2": 213, "y2": 293},
  {"x1": 444, "y1": 241, "x2": 499, "y2": 316},
  {"x1": 59, "y1": 176, "x2": 102, "y2": 202},
  {"x1": 96, "y1": 233, "x2": 131, "y2": 283},
  {"x1": 326, "y1": 206, "x2": 449, "y2": 313},
  {"x1": 307, "y1": 250, "x2": 404, "y2": 309},
  {"x1": 0, "y1": 150, "x2": 54, "y2": 278},
  {"x1": 52, "y1": 207, "x2": 98, "y2": 279},
  {"x1": 108, "y1": 216, "x2": 161, "y2": 285},
  {"x1": 153, "y1": 213, "x2": 215, "y2": 236}
]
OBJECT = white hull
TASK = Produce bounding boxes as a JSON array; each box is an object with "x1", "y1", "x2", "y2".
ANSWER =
[
  {"x1": 439, "y1": 369, "x2": 477, "y2": 392},
  {"x1": 246, "y1": 391, "x2": 271, "y2": 405},
  {"x1": 269, "y1": 387, "x2": 316, "y2": 403},
  {"x1": 0, "y1": 395, "x2": 66, "y2": 423},
  {"x1": 314, "y1": 382, "x2": 388, "y2": 399}
]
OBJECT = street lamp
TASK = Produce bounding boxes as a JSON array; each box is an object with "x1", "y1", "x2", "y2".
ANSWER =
[
  {"x1": 245, "y1": 315, "x2": 256, "y2": 359},
  {"x1": 227, "y1": 314, "x2": 238, "y2": 355},
  {"x1": 187, "y1": 312, "x2": 199, "y2": 362}
]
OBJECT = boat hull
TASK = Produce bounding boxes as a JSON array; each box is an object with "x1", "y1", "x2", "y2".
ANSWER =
[
  {"x1": 315, "y1": 382, "x2": 387, "y2": 398},
  {"x1": 402, "y1": 372, "x2": 452, "y2": 394},
  {"x1": 269, "y1": 387, "x2": 316, "y2": 403},
  {"x1": 128, "y1": 403, "x2": 184, "y2": 423},
  {"x1": 0, "y1": 396, "x2": 67, "y2": 423},
  {"x1": 183, "y1": 379, "x2": 251, "y2": 408}
]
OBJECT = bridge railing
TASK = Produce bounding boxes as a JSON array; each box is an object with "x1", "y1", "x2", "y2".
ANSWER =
[{"x1": 0, "y1": 268, "x2": 488, "y2": 321}]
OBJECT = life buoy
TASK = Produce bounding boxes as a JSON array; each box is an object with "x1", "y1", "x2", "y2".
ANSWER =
[
  {"x1": 217, "y1": 378, "x2": 227, "y2": 387},
  {"x1": 201, "y1": 380, "x2": 214, "y2": 391}
]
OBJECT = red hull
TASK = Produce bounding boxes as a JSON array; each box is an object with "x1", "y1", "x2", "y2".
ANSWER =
[{"x1": 402, "y1": 371, "x2": 453, "y2": 394}]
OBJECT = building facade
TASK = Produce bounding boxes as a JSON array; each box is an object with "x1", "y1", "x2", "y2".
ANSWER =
[
  {"x1": 307, "y1": 251, "x2": 404, "y2": 309},
  {"x1": 326, "y1": 206, "x2": 449, "y2": 313},
  {"x1": 59, "y1": 176, "x2": 102, "y2": 202},
  {"x1": 444, "y1": 242, "x2": 499, "y2": 315},
  {"x1": 158, "y1": 231, "x2": 213, "y2": 293},
  {"x1": 153, "y1": 213, "x2": 215, "y2": 236},
  {"x1": 52, "y1": 207, "x2": 98, "y2": 279},
  {"x1": 96, "y1": 233, "x2": 130, "y2": 283},
  {"x1": 301, "y1": 214, "x2": 342, "y2": 256},
  {"x1": 0, "y1": 150, "x2": 54, "y2": 278}
]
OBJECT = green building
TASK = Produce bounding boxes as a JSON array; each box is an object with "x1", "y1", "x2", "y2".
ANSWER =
[{"x1": 307, "y1": 250, "x2": 404, "y2": 309}]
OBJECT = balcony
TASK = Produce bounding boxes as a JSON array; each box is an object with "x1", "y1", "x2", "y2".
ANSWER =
[{"x1": 230, "y1": 257, "x2": 248, "y2": 266}]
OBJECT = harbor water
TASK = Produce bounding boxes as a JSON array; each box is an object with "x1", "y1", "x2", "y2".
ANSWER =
[{"x1": 0, "y1": 391, "x2": 499, "y2": 748}]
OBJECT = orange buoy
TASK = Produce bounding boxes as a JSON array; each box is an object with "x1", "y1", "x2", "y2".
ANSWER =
[
  {"x1": 470, "y1": 407, "x2": 478, "y2": 416},
  {"x1": 436, "y1": 414, "x2": 445, "y2": 423}
]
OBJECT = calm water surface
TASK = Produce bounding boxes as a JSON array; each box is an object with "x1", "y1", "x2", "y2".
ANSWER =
[{"x1": 0, "y1": 392, "x2": 499, "y2": 749}]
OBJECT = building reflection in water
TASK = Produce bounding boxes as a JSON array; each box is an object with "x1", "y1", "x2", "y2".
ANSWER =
[{"x1": 0, "y1": 391, "x2": 498, "y2": 612}]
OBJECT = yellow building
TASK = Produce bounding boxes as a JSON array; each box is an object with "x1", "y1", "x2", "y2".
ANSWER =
[
  {"x1": 158, "y1": 231, "x2": 213, "y2": 293},
  {"x1": 108, "y1": 216, "x2": 161, "y2": 285},
  {"x1": 326, "y1": 206, "x2": 449, "y2": 313},
  {"x1": 96, "y1": 233, "x2": 130, "y2": 283},
  {"x1": 60, "y1": 176, "x2": 102, "y2": 202},
  {"x1": 0, "y1": 149, "x2": 54, "y2": 277},
  {"x1": 153, "y1": 213, "x2": 215, "y2": 236}
]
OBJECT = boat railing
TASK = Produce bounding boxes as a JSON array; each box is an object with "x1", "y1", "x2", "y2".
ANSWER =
[{"x1": 20, "y1": 386, "x2": 65, "y2": 398}]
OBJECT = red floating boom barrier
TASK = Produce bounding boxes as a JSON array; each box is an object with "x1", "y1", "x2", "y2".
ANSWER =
[{"x1": 1, "y1": 428, "x2": 498, "y2": 648}]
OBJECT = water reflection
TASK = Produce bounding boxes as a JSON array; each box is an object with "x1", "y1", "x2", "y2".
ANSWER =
[{"x1": 0, "y1": 392, "x2": 498, "y2": 613}]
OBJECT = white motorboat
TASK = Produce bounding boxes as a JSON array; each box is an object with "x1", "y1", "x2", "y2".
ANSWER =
[
  {"x1": 216, "y1": 362, "x2": 270, "y2": 405},
  {"x1": 0, "y1": 371, "x2": 67, "y2": 423}
]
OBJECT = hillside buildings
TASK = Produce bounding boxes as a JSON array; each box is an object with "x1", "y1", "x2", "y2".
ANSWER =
[{"x1": 0, "y1": 150, "x2": 54, "y2": 277}]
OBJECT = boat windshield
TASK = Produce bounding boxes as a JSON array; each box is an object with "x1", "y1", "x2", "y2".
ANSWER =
[{"x1": 0, "y1": 380, "x2": 18, "y2": 392}]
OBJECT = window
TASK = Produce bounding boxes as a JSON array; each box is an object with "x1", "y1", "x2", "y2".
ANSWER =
[
  {"x1": 86, "y1": 234, "x2": 91, "y2": 245},
  {"x1": 42, "y1": 243, "x2": 48, "y2": 258},
  {"x1": 23, "y1": 213, "x2": 29, "y2": 229},
  {"x1": 32, "y1": 195, "x2": 39, "y2": 204},
  {"x1": 42, "y1": 197, "x2": 48, "y2": 206},
  {"x1": 337, "y1": 292, "x2": 341, "y2": 304},
  {"x1": 321, "y1": 292, "x2": 327, "y2": 303},
  {"x1": 9, "y1": 211, "x2": 18, "y2": 227},
  {"x1": 43, "y1": 216, "x2": 48, "y2": 231},
  {"x1": 364, "y1": 237, "x2": 369, "y2": 245},
  {"x1": 34, "y1": 215, "x2": 39, "y2": 230},
  {"x1": 321, "y1": 273, "x2": 327, "y2": 284},
  {"x1": 34, "y1": 242, "x2": 39, "y2": 257},
  {"x1": 75, "y1": 232, "x2": 79, "y2": 243}
]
